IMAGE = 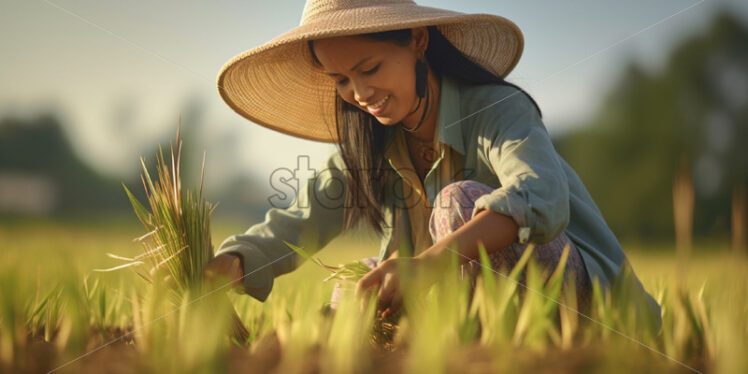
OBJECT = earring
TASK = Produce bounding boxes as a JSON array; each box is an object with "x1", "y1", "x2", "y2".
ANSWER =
[
  {"x1": 402, "y1": 57, "x2": 430, "y2": 134},
  {"x1": 415, "y1": 57, "x2": 427, "y2": 98}
]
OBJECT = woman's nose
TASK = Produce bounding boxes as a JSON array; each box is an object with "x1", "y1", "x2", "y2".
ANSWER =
[{"x1": 352, "y1": 80, "x2": 374, "y2": 104}]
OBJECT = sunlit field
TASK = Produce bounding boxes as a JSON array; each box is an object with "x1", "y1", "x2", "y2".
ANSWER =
[{"x1": 1, "y1": 216, "x2": 745, "y2": 374}]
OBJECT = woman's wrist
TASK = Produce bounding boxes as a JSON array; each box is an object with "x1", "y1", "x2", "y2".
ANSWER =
[
  {"x1": 205, "y1": 253, "x2": 245, "y2": 289},
  {"x1": 414, "y1": 241, "x2": 456, "y2": 277},
  {"x1": 415, "y1": 209, "x2": 520, "y2": 278}
]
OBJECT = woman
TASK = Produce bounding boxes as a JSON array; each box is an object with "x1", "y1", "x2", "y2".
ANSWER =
[{"x1": 206, "y1": 0, "x2": 661, "y2": 328}]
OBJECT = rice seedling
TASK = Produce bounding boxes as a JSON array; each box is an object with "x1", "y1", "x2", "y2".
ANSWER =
[
  {"x1": 283, "y1": 240, "x2": 372, "y2": 283},
  {"x1": 0, "y1": 268, "x2": 29, "y2": 371},
  {"x1": 81, "y1": 274, "x2": 133, "y2": 342},
  {"x1": 50, "y1": 268, "x2": 96, "y2": 367},
  {"x1": 321, "y1": 282, "x2": 377, "y2": 374},
  {"x1": 25, "y1": 282, "x2": 64, "y2": 343},
  {"x1": 282, "y1": 240, "x2": 401, "y2": 349},
  {"x1": 470, "y1": 243, "x2": 536, "y2": 348},
  {"x1": 130, "y1": 278, "x2": 233, "y2": 373},
  {"x1": 401, "y1": 250, "x2": 474, "y2": 374},
  {"x1": 98, "y1": 124, "x2": 249, "y2": 344}
]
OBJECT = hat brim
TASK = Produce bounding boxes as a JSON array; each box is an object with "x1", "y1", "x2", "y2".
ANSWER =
[{"x1": 217, "y1": 5, "x2": 523, "y2": 143}]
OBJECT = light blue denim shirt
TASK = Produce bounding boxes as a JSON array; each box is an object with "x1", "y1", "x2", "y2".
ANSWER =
[{"x1": 217, "y1": 74, "x2": 661, "y2": 326}]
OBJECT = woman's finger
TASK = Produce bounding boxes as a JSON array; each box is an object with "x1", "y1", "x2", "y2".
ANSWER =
[
  {"x1": 383, "y1": 291, "x2": 404, "y2": 319},
  {"x1": 377, "y1": 273, "x2": 398, "y2": 310},
  {"x1": 355, "y1": 268, "x2": 381, "y2": 296}
]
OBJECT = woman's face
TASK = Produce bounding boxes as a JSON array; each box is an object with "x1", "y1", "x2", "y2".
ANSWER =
[{"x1": 312, "y1": 29, "x2": 426, "y2": 126}]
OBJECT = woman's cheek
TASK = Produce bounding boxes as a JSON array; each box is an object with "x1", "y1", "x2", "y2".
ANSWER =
[{"x1": 337, "y1": 89, "x2": 357, "y2": 107}]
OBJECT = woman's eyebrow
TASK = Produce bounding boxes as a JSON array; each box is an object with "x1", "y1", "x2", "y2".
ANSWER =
[{"x1": 324, "y1": 56, "x2": 374, "y2": 77}]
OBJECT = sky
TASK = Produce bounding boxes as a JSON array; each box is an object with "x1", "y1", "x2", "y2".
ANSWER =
[{"x1": 1, "y1": 0, "x2": 747, "y2": 193}]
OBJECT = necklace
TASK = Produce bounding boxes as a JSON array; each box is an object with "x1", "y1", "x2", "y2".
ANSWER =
[
  {"x1": 402, "y1": 95, "x2": 428, "y2": 134},
  {"x1": 402, "y1": 72, "x2": 431, "y2": 134},
  {"x1": 402, "y1": 89, "x2": 437, "y2": 163},
  {"x1": 406, "y1": 133, "x2": 438, "y2": 164}
]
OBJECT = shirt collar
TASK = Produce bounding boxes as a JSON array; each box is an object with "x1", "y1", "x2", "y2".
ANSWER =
[
  {"x1": 436, "y1": 74, "x2": 465, "y2": 155},
  {"x1": 383, "y1": 74, "x2": 464, "y2": 158}
]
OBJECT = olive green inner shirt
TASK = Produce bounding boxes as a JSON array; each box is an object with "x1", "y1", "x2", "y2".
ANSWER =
[{"x1": 384, "y1": 121, "x2": 465, "y2": 257}]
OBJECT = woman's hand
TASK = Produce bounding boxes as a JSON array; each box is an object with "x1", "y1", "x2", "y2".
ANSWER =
[
  {"x1": 203, "y1": 253, "x2": 244, "y2": 291},
  {"x1": 355, "y1": 257, "x2": 426, "y2": 319}
]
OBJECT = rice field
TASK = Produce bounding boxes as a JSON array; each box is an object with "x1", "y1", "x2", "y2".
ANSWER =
[
  {"x1": 1, "y1": 134, "x2": 744, "y2": 373},
  {"x1": 1, "y1": 215, "x2": 745, "y2": 374}
]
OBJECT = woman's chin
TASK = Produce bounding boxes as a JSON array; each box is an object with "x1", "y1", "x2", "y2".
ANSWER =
[{"x1": 374, "y1": 117, "x2": 398, "y2": 126}]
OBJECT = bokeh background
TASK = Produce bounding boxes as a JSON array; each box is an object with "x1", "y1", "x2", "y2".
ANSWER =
[{"x1": 1, "y1": 0, "x2": 747, "y2": 245}]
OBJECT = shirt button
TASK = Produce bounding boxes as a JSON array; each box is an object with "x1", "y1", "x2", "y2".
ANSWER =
[{"x1": 518, "y1": 227, "x2": 532, "y2": 244}]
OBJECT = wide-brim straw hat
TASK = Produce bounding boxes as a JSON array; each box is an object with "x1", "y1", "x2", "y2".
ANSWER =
[{"x1": 217, "y1": 0, "x2": 524, "y2": 143}]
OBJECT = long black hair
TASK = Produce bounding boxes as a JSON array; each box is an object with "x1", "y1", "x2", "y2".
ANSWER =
[{"x1": 308, "y1": 26, "x2": 542, "y2": 236}]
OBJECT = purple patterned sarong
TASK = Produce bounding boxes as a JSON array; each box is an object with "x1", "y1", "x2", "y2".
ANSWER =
[{"x1": 330, "y1": 180, "x2": 593, "y2": 313}]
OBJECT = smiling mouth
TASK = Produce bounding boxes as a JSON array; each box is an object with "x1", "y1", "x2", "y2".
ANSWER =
[{"x1": 366, "y1": 94, "x2": 390, "y2": 114}]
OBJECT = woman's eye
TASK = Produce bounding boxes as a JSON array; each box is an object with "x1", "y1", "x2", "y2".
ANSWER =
[
  {"x1": 334, "y1": 64, "x2": 378, "y2": 86},
  {"x1": 363, "y1": 64, "x2": 380, "y2": 75}
]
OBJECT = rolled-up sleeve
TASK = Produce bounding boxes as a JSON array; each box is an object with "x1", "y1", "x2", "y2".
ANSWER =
[
  {"x1": 471, "y1": 88, "x2": 570, "y2": 244},
  {"x1": 215, "y1": 150, "x2": 347, "y2": 301}
]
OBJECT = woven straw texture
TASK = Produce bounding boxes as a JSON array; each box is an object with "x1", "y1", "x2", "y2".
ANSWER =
[{"x1": 217, "y1": 0, "x2": 523, "y2": 143}]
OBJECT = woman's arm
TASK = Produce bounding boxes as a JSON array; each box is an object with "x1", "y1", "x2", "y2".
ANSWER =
[
  {"x1": 417, "y1": 86, "x2": 568, "y2": 273},
  {"x1": 471, "y1": 85, "x2": 570, "y2": 245},
  {"x1": 415, "y1": 208, "x2": 518, "y2": 271},
  {"x1": 210, "y1": 150, "x2": 349, "y2": 301}
]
